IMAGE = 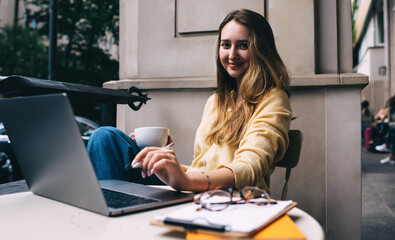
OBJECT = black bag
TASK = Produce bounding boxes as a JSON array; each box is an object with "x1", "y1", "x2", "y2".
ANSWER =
[{"x1": 0, "y1": 152, "x2": 13, "y2": 184}]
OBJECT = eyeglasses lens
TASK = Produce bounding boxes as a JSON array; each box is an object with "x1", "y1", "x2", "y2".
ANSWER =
[
  {"x1": 241, "y1": 187, "x2": 269, "y2": 200},
  {"x1": 200, "y1": 190, "x2": 231, "y2": 211}
]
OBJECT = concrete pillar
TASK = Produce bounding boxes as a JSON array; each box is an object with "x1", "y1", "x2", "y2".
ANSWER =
[{"x1": 267, "y1": 0, "x2": 315, "y2": 75}]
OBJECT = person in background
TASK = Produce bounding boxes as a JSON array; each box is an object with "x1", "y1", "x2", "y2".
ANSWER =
[
  {"x1": 361, "y1": 100, "x2": 373, "y2": 130},
  {"x1": 374, "y1": 100, "x2": 390, "y2": 123},
  {"x1": 370, "y1": 97, "x2": 395, "y2": 149},
  {"x1": 377, "y1": 143, "x2": 395, "y2": 165},
  {"x1": 376, "y1": 97, "x2": 395, "y2": 164},
  {"x1": 361, "y1": 100, "x2": 373, "y2": 145},
  {"x1": 374, "y1": 99, "x2": 390, "y2": 138},
  {"x1": 87, "y1": 9, "x2": 292, "y2": 192}
]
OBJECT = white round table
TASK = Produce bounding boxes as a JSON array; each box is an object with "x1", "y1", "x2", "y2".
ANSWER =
[{"x1": 0, "y1": 191, "x2": 325, "y2": 239}]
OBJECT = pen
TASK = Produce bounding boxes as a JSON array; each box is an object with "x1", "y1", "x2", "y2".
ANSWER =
[
  {"x1": 163, "y1": 217, "x2": 230, "y2": 232},
  {"x1": 164, "y1": 142, "x2": 175, "y2": 149},
  {"x1": 124, "y1": 142, "x2": 175, "y2": 170}
]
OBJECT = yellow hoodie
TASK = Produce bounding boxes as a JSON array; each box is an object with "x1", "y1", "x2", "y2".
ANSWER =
[{"x1": 186, "y1": 88, "x2": 292, "y2": 191}]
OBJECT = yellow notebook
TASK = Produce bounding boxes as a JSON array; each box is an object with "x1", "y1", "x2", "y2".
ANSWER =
[{"x1": 186, "y1": 215, "x2": 306, "y2": 239}]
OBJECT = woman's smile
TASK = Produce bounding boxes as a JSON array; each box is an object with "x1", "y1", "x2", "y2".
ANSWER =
[{"x1": 228, "y1": 61, "x2": 245, "y2": 68}]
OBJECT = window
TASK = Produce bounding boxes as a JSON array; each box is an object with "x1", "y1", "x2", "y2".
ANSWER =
[{"x1": 375, "y1": 0, "x2": 384, "y2": 44}]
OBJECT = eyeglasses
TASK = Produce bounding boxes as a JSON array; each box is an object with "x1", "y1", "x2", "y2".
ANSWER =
[{"x1": 194, "y1": 186, "x2": 277, "y2": 211}]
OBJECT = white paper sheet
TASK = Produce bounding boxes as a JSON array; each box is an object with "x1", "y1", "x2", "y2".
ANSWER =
[{"x1": 155, "y1": 200, "x2": 293, "y2": 233}]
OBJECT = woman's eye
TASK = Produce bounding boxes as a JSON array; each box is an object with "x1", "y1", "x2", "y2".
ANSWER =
[
  {"x1": 239, "y1": 43, "x2": 248, "y2": 49},
  {"x1": 221, "y1": 42, "x2": 231, "y2": 48}
]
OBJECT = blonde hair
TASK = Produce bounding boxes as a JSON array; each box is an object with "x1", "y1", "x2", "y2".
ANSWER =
[{"x1": 206, "y1": 9, "x2": 290, "y2": 146}]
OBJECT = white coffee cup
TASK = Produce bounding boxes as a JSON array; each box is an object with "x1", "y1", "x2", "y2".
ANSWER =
[{"x1": 132, "y1": 127, "x2": 170, "y2": 148}]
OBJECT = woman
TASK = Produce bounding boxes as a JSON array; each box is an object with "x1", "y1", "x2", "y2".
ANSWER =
[
  {"x1": 88, "y1": 9, "x2": 292, "y2": 192},
  {"x1": 374, "y1": 100, "x2": 390, "y2": 123}
]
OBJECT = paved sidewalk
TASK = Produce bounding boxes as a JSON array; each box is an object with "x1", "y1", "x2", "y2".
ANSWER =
[{"x1": 362, "y1": 146, "x2": 395, "y2": 239}]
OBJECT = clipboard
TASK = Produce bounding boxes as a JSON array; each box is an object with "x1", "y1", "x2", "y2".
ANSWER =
[{"x1": 151, "y1": 200, "x2": 297, "y2": 238}]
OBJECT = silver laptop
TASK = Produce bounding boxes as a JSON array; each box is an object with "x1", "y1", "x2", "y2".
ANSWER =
[{"x1": 0, "y1": 93, "x2": 194, "y2": 216}]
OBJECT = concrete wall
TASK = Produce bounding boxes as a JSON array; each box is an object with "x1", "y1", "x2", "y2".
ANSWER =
[
  {"x1": 118, "y1": 0, "x2": 315, "y2": 78},
  {"x1": 267, "y1": 0, "x2": 315, "y2": 75},
  {"x1": 106, "y1": 0, "x2": 368, "y2": 239},
  {"x1": 271, "y1": 81, "x2": 363, "y2": 239}
]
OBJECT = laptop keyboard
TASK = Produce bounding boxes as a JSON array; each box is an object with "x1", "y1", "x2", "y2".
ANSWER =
[{"x1": 101, "y1": 188, "x2": 160, "y2": 209}]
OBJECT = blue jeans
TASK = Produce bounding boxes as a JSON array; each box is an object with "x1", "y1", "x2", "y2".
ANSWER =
[
  {"x1": 87, "y1": 127, "x2": 163, "y2": 185},
  {"x1": 385, "y1": 125, "x2": 395, "y2": 154}
]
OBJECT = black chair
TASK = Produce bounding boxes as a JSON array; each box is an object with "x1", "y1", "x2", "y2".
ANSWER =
[{"x1": 276, "y1": 130, "x2": 303, "y2": 200}]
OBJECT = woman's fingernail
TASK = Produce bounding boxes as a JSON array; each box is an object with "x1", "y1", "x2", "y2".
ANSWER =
[
  {"x1": 132, "y1": 161, "x2": 142, "y2": 168},
  {"x1": 141, "y1": 171, "x2": 146, "y2": 179},
  {"x1": 150, "y1": 169, "x2": 154, "y2": 176},
  {"x1": 147, "y1": 170, "x2": 151, "y2": 177}
]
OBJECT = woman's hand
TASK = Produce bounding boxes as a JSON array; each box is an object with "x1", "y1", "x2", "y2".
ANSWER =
[{"x1": 131, "y1": 146, "x2": 188, "y2": 191}]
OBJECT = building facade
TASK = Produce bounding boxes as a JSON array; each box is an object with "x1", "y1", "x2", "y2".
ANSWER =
[
  {"x1": 0, "y1": 0, "x2": 27, "y2": 27},
  {"x1": 354, "y1": 0, "x2": 395, "y2": 114}
]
